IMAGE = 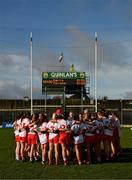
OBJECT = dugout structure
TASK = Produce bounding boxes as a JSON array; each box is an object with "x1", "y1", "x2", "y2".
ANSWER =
[{"x1": 42, "y1": 72, "x2": 90, "y2": 112}]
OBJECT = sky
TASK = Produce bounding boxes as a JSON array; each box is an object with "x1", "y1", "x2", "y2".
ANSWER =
[{"x1": 0, "y1": 0, "x2": 132, "y2": 99}]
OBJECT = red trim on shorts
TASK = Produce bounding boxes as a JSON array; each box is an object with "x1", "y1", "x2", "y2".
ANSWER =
[
  {"x1": 19, "y1": 136, "x2": 27, "y2": 143},
  {"x1": 49, "y1": 135, "x2": 59, "y2": 144},
  {"x1": 15, "y1": 135, "x2": 20, "y2": 142},
  {"x1": 85, "y1": 136, "x2": 95, "y2": 144},
  {"x1": 59, "y1": 133, "x2": 71, "y2": 144},
  {"x1": 27, "y1": 134, "x2": 38, "y2": 145}
]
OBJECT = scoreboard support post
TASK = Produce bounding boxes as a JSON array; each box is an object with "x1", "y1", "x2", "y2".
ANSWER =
[
  {"x1": 81, "y1": 86, "x2": 84, "y2": 112},
  {"x1": 42, "y1": 72, "x2": 89, "y2": 112},
  {"x1": 44, "y1": 86, "x2": 47, "y2": 113}
]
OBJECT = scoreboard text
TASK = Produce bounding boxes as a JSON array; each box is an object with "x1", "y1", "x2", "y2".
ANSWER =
[{"x1": 42, "y1": 72, "x2": 86, "y2": 86}]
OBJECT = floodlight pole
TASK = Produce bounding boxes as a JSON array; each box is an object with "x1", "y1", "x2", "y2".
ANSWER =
[
  {"x1": 120, "y1": 99, "x2": 123, "y2": 125},
  {"x1": 95, "y1": 32, "x2": 98, "y2": 112},
  {"x1": 30, "y1": 32, "x2": 33, "y2": 115}
]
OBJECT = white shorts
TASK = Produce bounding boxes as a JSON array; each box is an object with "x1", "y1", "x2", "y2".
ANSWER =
[
  {"x1": 38, "y1": 133, "x2": 48, "y2": 144},
  {"x1": 73, "y1": 134, "x2": 84, "y2": 144}
]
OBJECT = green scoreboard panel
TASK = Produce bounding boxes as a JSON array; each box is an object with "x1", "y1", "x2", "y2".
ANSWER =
[{"x1": 42, "y1": 72, "x2": 86, "y2": 94}]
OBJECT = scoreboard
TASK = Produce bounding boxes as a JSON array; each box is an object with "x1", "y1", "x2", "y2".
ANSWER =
[
  {"x1": 42, "y1": 79, "x2": 86, "y2": 86},
  {"x1": 42, "y1": 72, "x2": 86, "y2": 86},
  {"x1": 42, "y1": 72, "x2": 86, "y2": 94}
]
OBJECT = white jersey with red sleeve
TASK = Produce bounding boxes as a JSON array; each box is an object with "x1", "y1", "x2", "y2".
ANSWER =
[
  {"x1": 58, "y1": 119, "x2": 69, "y2": 138},
  {"x1": 19, "y1": 118, "x2": 30, "y2": 137},
  {"x1": 28, "y1": 124, "x2": 37, "y2": 135},
  {"x1": 38, "y1": 122, "x2": 48, "y2": 144},
  {"x1": 71, "y1": 123, "x2": 84, "y2": 144},
  {"x1": 14, "y1": 119, "x2": 21, "y2": 136},
  {"x1": 22, "y1": 118, "x2": 30, "y2": 129},
  {"x1": 59, "y1": 119, "x2": 67, "y2": 129},
  {"x1": 47, "y1": 120, "x2": 60, "y2": 140}
]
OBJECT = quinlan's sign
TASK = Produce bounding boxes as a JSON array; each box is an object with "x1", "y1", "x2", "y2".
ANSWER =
[
  {"x1": 42, "y1": 72, "x2": 86, "y2": 93},
  {"x1": 42, "y1": 72, "x2": 85, "y2": 79}
]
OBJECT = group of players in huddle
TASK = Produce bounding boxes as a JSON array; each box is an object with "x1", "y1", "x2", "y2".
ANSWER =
[{"x1": 13, "y1": 108, "x2": 121, "y2": 166}]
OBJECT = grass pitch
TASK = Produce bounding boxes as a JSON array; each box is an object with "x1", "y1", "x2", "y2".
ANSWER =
[{"x1": 0, "y1": 128, "x2": 132, "y2": 179}]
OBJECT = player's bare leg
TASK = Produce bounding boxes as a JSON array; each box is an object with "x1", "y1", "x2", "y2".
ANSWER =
[
  {"x1": 15, "y1": 142, "x2": 20, "y2": 160},
  {"x1": 41, "y1": 144, "x2": 47, "y2": 164},
  {"x1": 54, "y1": 143, "x2": 59, "y2": 165},
  {"x1": 20, "y1": 141, "x2": 25, "y2": 161},
  {"x1": 61, "y1": 143, "x2": 67, "y2": 165},
  {"x1": 48, "y1": 143, "x2": 53, "y2": 165},
  {"x1": 75, "y1": 144, "x2": 82, "y2": 165}
]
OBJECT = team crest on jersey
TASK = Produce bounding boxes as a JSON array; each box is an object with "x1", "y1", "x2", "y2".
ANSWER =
[{"x1": 61, "y1": 125, "x2": 65, "y2": 129}]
